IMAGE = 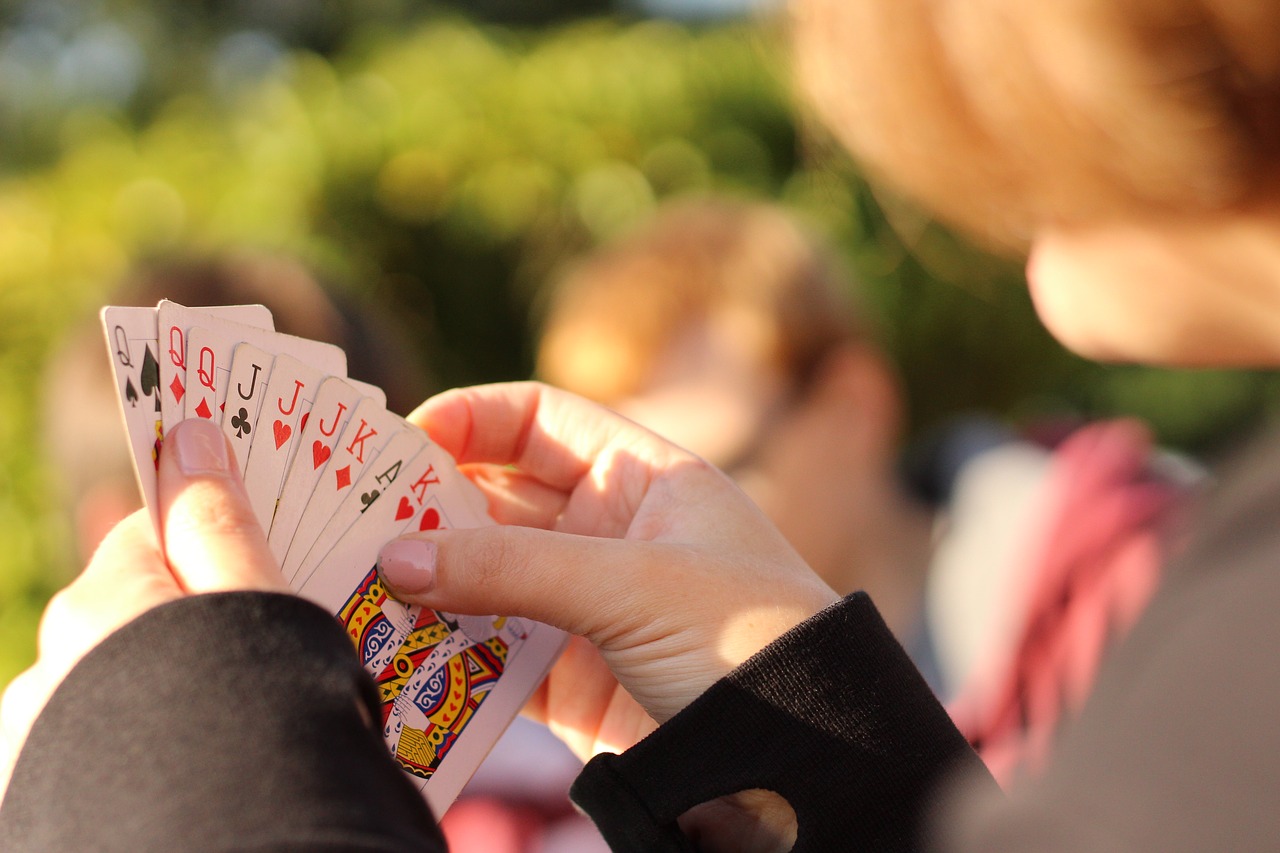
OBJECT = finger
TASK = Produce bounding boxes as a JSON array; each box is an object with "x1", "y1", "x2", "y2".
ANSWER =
[
  {"x1": 533, "y1": 637, "x2": 656, "y2": 759},
  {"x1": 407, "y1": 382, "x2": 690, "y2": 492},
  {"x1": 377, "y1": 526, "x2": 667, "y2": 641},
  {"x1": 158, "y1": 419, "x2": 288, "y2": 594},
  {"x1": 378, "y1": 525, "x2": 838, "y2": 722},
  {"x1": 461, "y1": 464, "x2": 570, "y2": 529}
]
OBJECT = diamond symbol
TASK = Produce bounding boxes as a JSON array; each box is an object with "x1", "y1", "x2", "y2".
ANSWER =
[
  {"x1": 170, "y1": 375, "x2": 185, "y2": 404},
  {"x1": 195, "y1": 398, "x2": 212, "y2": 419},
  {"x1": 335, "y1": 465, "x2": 352, "y2": 490}
]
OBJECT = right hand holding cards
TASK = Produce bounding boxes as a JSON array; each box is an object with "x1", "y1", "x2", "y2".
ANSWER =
[{"x1": 101, "y1": 301, "x2": 566, "y2": 816}]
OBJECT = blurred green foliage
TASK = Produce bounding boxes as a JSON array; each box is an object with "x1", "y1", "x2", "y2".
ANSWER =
[{"x1": 2, "y1": 12, "x2": 1279, "y2": 686}]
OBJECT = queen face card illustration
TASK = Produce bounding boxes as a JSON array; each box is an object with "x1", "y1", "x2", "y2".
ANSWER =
[{"x1": 296, "y1": 442, "x2": 567, "y2": 816}]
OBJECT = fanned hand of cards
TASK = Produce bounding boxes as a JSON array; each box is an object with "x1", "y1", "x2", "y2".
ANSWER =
[{"x1": 101, "y1": 301, "x2": 567, "y2": 815}]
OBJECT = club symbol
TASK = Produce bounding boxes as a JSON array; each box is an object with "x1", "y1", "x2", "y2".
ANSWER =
[
  {"x1": 359, "y1": 489, "x2": 381, "y2": 513},
  {"x1": 231, "y1": 407, "x2": 252, "y2": 439}
]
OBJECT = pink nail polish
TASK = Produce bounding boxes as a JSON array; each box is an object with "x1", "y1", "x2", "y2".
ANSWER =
[
  {"x1": 172, "y1": 419, "x2": 232, "y2": 475},
  {"x1": 378, "y1": 539, "x2": 437, "y2": 595}
]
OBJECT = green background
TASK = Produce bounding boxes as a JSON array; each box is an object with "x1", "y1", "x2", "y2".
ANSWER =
[{"x1": 2, "y1": 4, "x2": 1278, "y2": 685}]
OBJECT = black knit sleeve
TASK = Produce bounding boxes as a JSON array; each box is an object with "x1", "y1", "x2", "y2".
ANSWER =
[
  {"x1": 570, "y1": 592, "x2": 995, "y2": 852},
  {"x1": 0, "y1": 592, "x2": 444, "y2": 853}
]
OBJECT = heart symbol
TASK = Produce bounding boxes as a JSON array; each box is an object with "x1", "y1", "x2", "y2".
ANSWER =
[
  {"x1": 419, "y1": 508, "x2": 441, "y2": 531},
  {"x1": 312, "y1": 441, "x2": 331, "y2": 469},
  {"x1": 299, "y1": 412, "x2": 309, "y2": 433},
  {"x1": 273, "y1": 419, "x2": 291, "y2": 449},
  {"x1": 395, "y1": 496, "x2": 414, "y2": 521}
]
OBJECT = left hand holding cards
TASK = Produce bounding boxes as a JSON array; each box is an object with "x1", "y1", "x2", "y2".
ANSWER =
[{"x1": 0, "y1": 419, "x2": 285, "y2": 799}]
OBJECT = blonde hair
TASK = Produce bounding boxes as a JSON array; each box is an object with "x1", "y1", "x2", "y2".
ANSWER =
[
  {"x1": 537, "y1": 198, "x2": 863, "y2": 403},
  {"x1": 792, "y1": 0, "x2": 1280, "y2": 245}
]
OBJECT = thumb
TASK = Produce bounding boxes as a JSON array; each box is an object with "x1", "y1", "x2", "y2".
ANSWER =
[
  {"x1": 158, "y1": 418, "x2": 289, "y2": 594},
  {"x1": 376, "y1": 526, "x2": 654, "y2": 640}
]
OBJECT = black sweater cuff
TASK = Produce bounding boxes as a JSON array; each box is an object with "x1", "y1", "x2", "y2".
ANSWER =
[
  {"x1": 0, "y1": 592, "x2": 444, "y2": 852},
  {"x1": 571, "y1": 592, "x2": 992, "y2": 852}
]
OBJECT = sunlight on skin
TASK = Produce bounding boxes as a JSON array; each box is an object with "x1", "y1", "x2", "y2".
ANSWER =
[
  {"x1": 681, "y1": 789, "x2": 798, "y2": 853},
  {"x1": 717, "y1": 604, "x2": 824, "y2": 672},
  {"x1": 396, "y1": 382, "x2": 838, "y2": 848}
]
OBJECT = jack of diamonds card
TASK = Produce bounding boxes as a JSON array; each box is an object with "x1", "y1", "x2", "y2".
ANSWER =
[
  {"x1": 268, "y1": 376, "x2": 370, "y2": 563},
  {"x1": 286, "y1": 426, "x2": 428, "y2": 589},
  {"x1": 279, "y1": 398, "x2": 411, "y2": 582}
]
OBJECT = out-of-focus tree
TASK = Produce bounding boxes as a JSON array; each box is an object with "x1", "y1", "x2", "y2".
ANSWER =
[{"x1": 2, "y1": 11, "x2": 1277, "y2": 690}]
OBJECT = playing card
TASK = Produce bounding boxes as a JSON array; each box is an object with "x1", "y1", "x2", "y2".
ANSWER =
[
  {"x1": 102, "y1": 305, "x2": 270, "y2": 528},
  {"x1": 241, "y1": 355, "x2": 326, "y2": 530},
  {"x1": 183, "y1": 326, "x2": 237, "y2": 423},
  {"x1": 279, "y1": 399, "x2": 414, "y2": 582},
  {"x1": 221, "y1": 343, "x2": 275, "y2": 473},
  {"x1": 268, "y1": 377, "x2": 369, "y2": 563},
  {"x1": 287, "y1": 426, "x2": 429, "y2": 589},
  {"x1": 156, "y1": 302, "x2": 275, "y2": 439},
  {"x1": 296, "y1": 442, "x2": 566, "y2": 815},
  {"x1": 104, "y1": 301, "x2": 566, "y2": 820}
]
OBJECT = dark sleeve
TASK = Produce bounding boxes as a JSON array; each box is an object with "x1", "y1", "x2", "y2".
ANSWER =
[
  {"x1": 570, "y1": 593, "x2": 996, "y2": 852},
  {"x1": 0, "y1": 592, "x2": 445, "y2": 853}
]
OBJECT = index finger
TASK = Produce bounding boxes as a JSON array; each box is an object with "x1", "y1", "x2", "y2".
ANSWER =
[{"x1": 407, "y1": 381, "x2": 691, "y2": 494}]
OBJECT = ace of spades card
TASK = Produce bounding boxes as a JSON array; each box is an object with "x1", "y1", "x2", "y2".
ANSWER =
[{"x1": 100, "y1": 301, "x2": 567, "y2": 817}]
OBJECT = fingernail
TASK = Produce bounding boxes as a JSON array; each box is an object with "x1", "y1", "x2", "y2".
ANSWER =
[
  {"x1": 171, "y1": 419, "x2": 232, "y2": 475},
  {"x1": 378, "y1": 539, "x2": 437, "y2": 595}
]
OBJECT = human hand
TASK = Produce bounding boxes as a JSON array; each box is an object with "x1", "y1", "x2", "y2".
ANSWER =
[
  {"x1": 0, "y1": 419, "x2": 287, "y2": 799},
  {"x1": 378, "y1": 382, "x2": 840, "y2": 759}
]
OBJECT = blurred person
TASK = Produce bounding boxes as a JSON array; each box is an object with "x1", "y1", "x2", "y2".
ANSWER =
[
  {"x1": 538, "y1": 197, "x2": 1195, "y2": 780},
  {"x1": 41, "y1": 251, "x2": 433, "y2": 566},
  {"x1": 536, "y1": 200, "x2": 1042, "y2": 691},
  {"x1": 537, "y1": 199, "x2": 934, "y2": 651},
  {"x1": 4, "y1": 2, "x2": 1280, "y2": 852}
]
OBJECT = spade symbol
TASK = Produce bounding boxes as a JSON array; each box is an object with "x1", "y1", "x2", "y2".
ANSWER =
[
  {"x1": 125, "y1": 378, "x2": 139, "y2": 407},
  {"x1": 359, "y1": 489, "x2": 381, "y2": 513},
  {"x1": 139, "y1": 346, "x2": 160, "y2": 398},
  {"x1": 231, "y1": 407, "x2": 252, "y2": 439},
  {"x1": 139, "y1": 346, "x2": 161, "y2": 412}
]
